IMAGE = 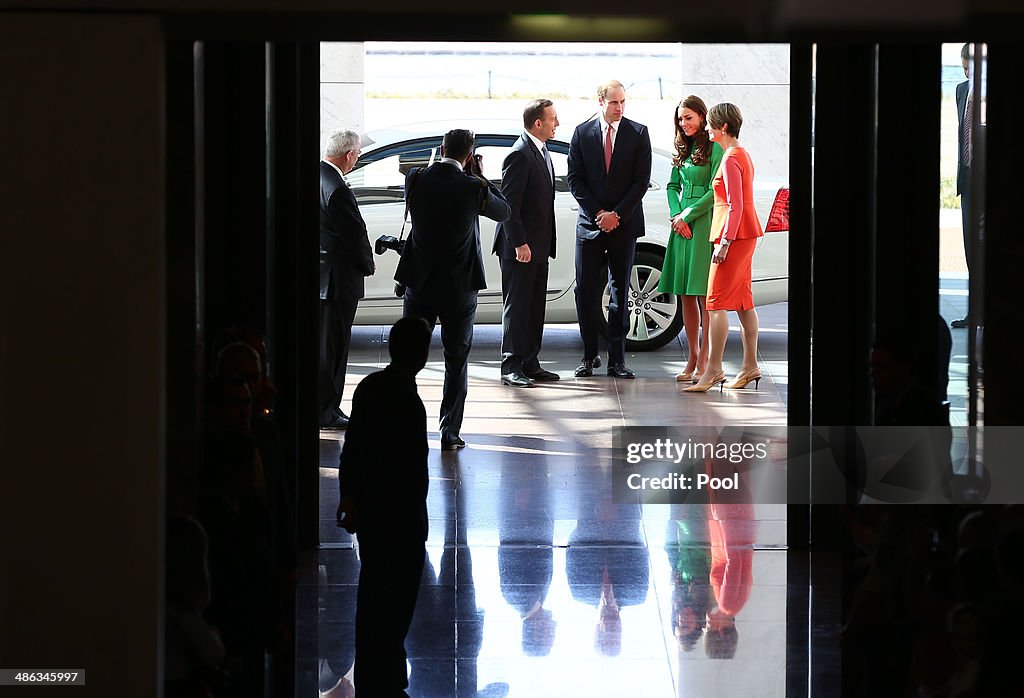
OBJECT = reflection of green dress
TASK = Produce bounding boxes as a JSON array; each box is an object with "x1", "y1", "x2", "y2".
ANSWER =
[{"x1": 658, "y1": 142, "x2": 723, "y2": 296}]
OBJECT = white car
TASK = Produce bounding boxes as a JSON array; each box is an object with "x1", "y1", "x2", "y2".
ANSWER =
[{"x1": 349, "y1": 127, "x2": 789, "y2": 351}]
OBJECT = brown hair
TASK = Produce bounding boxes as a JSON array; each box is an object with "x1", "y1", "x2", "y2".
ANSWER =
[
  {"x1": 707, "y1": 103, "x2": 743, "y2": 139},
  {"x1": 672, "y1": 95, "x2": 713, "y2": 168},
  {"x1": 523, "y1": 99, "x2": 554, "y2": 129},
  {"x1": 597, "y1": 79, "x2": 625, "y2": 100}
]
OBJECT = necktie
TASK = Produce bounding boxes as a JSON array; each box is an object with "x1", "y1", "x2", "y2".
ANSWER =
[
  {"x1": 541, "y1": 144, "x2": 554, "y2": 185},
  {"x1": 604, "y1": 124, "x2": 614, "y2": 172},
  {"x1": 962, "y1": 95, "x2": 973, "y2": 166}
]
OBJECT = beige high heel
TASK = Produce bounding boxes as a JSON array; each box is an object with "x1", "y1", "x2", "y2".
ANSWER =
[
  {"x1": 682, "y1": 371, "x2": 726, "y2": 393},
  {"x1": 675, "y1": 370, "x2": 694, "y2": 382},
  {"x1": 726, "y1": 368, "x2": 762, "y2": 390}
]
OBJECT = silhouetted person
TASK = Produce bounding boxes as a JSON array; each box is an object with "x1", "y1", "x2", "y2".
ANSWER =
[
  {"x1": 165, "y1": 516, "x2": 225, "y2": 698},
  {"x1": 211, "y1": 326, "x2": 277, "y2": 416},
  {"x1": 213, "y1": 338, "x2": 296, "y2": 695},
  {"x1": 336, "y1": 317, "x2": 432, "y2": 696},
  {"x1": 205, "y1": 375, "x2": 252, "y2": 435},
  {"x1": 197, "y1": 430, "x2": 274, "y2": 698}
]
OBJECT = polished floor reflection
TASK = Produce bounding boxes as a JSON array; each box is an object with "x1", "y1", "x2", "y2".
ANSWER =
[{"x1": 302, "y1": 306, "x2": 789, "y2": 697}]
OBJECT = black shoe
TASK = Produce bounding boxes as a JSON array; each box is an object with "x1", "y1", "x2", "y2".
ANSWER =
[
  {"x1": 593, "y1": 356, "x2": 602, "y2": 368},
  {"x1": 574, "y1": 359, "x2": 595, "y2": 377},
  {"x1": 607, "y1": 363, "x2": 636, "y2": 379},
  {"x1": 441, "y1": 437, "x2": 466, "y2": 451},
  {"x1": 320, "y1": 414, "x2": 349, "y2": 430},
  {"x1": 951, "y1": 317, "x2": 969, "y2": 329},
  {"x1": 524, "y1": 368, "x2": 560, "y2": 382},
  {"x1": 501, "y1": 372, "x2": 535, "y2": 388}
]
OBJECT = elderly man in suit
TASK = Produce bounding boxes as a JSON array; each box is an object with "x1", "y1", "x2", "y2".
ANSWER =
[
  {"x1": 319, "y1": 128, "x2": 375, "y2": 429},
  {"x1": 952, "y1": 43, "x2": 974, "y2": 329},
  {"x1": 567, "y1": 80, "x2": 653, "y2": 379},
  {"x1": 395, "y1": 129, "x2": 511, "y2": 450},
  {"x1": 493, "y1": 99, "x2": 561, "y2": 388}
]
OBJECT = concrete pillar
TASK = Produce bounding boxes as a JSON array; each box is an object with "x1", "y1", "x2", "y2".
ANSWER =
[
  {"x1": 679, "y1": 44, "x2": 790, "y2": 183},
  {"x1": 320, "y1": 42, "x2": 366, "y2": 152}
]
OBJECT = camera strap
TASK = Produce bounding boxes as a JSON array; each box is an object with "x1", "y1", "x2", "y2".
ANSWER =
[
  {"x1": 474, "y1": 175, "x2": 489, "y2": 214},
  {"x1": 399, "y1": 167, "x2": 422, "y2": 244}
]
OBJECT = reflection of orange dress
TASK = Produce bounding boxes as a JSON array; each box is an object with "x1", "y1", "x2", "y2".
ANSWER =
[
  {"x1": 708, "y1": 504, "x2": 755, "y2": 616},
  {"x1": 706, "y1": 147, "x2": 763, "y2": 311},
  {"x1": 707, "y1": 457, "x2": 756, "y2": 617}
]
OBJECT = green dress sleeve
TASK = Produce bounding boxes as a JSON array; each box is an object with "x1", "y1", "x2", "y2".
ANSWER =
[
  {"x1": 666, "y1": 164, "x2": 684, "y2": 218},
  {"x1": 679, "y1": 143, "x2": 723, "y2": 225}
]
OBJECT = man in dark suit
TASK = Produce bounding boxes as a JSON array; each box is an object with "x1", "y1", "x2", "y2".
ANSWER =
[
  {"x1": 567, "y1": 80, "x2": 652, "y2": 379},
  {"x1": 319, "y1": 128, "x2": 375, "y2": 429},
  {"x1": 395, "y1": 129, "x2": 510, "y2": 450},
  {"x1": 952, "y1": 43, "x2": 974, "y2": 329},
  {"x1": 493, "y1": 99, "x2": 561, "y2": 388}
]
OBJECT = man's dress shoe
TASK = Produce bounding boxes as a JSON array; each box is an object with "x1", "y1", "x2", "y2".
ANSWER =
[
  {"x1": 442, "y1": 436, "x2": 467, "y2": 451},
  {"x1": 607, "y1": 363, "x2": 636, "y2": 379},
  {"x1": 320, "y1": 414, "x2": 349, "y2": 430},
  {"x1": 524, "y1": 368, "x2": 560, "y2": 382},
  {"x1": 574, "y1": 359, "x2": 595, "y2": 377},
  {"x1": 501, "y1": 372, "x2": 535, "y2": 388}
]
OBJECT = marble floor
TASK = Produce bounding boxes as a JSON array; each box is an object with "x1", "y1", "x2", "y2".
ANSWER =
[
  {"x1": 301, "y1": 303, "x2": 790, "y2": 697},
  {"x1": 299, "y1": 290, "x2": 973, "y2": 697}
]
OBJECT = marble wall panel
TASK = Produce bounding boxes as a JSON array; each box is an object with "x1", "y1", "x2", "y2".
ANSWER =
[{"x1": 320, "y1": 82, "x2": 366, "y2": 152}]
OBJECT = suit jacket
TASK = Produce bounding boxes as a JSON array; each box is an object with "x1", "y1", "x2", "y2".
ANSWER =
[
  {"x1": 566, "y1": 116, "x2": 652, "y2": 241},
  {"x1": 319, "y1": 161, "x2": 374, "y2": 301},
  {"x1": 493, "y1": 133, "x2": 556, "y2": 262},
  {"x1": 395, "y1": 160, "x2": 510, "y2": 298}
]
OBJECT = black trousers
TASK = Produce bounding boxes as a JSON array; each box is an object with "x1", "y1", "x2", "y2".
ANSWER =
[
  {"x1": 318, "y1": 295, "x2": 358, "y2": 422},
  {"x1": 574, "y1": 233, "x2": 636, "y2": 365},
  {"x1": 499, "y1": 258, "x2": 549, "y2": 375},
  {"x1": 353, "y1": 538, "x2": 425, "y2": 696},
  {"x1": 960, "y1": 165, "x2": 973, "y2": 274},
  {"x1": 403, "y1": 288, "x2": 477, "y2": 444}
]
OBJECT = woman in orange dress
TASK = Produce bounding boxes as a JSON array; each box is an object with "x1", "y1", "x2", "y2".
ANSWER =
[{"x1": 684, "y1": 103, "x2": 764, "y2": 393}]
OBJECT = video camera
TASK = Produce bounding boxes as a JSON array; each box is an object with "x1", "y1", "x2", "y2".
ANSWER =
[{"x1": 374, "y1": 235, "x2": 405, "y2": 256}]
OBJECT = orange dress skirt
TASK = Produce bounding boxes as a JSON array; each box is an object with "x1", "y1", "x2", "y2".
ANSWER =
[{"x1": 705, "y1": 237, "x2": 756, "y2": 311}]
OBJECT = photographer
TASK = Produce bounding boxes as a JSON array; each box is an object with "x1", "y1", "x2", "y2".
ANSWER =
[{"x1": 394, "y1": 129, "x2": 510, "y2": 450}]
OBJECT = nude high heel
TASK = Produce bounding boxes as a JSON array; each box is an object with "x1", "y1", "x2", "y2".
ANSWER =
[
  {"x1": 682, "y1": 371, "x2": 726, "y2": 393},
  {"x1": 726, "y1": 368, "x2": 762, "y2": 390},
  {"x1": 675, "y1": 370, "x2": 694, "y2": 382}
]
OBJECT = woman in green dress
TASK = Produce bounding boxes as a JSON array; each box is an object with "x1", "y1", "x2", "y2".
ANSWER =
[{"x1": 658, "y1": 96, "x2": 723, "y2": 382}]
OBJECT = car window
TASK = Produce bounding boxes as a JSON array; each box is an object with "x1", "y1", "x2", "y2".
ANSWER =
[
  {"x1": 473, "y1": 146, "x2": 508, "y2": 181},
  {"x1": 473, "y1": 144, "x2": 571, "y2": 193},
  {"x1": 349, "y1": 147, "x2": 434, "y2": 205}
]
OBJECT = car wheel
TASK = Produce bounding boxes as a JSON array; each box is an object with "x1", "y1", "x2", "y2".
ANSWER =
[{"x1": 599, "y1": 248, "x2": 684, "y2": 351}]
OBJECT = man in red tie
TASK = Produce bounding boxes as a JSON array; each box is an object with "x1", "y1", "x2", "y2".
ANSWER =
[{"x1": 567, "y1": 80, "x2": 653, "y2": 379}]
